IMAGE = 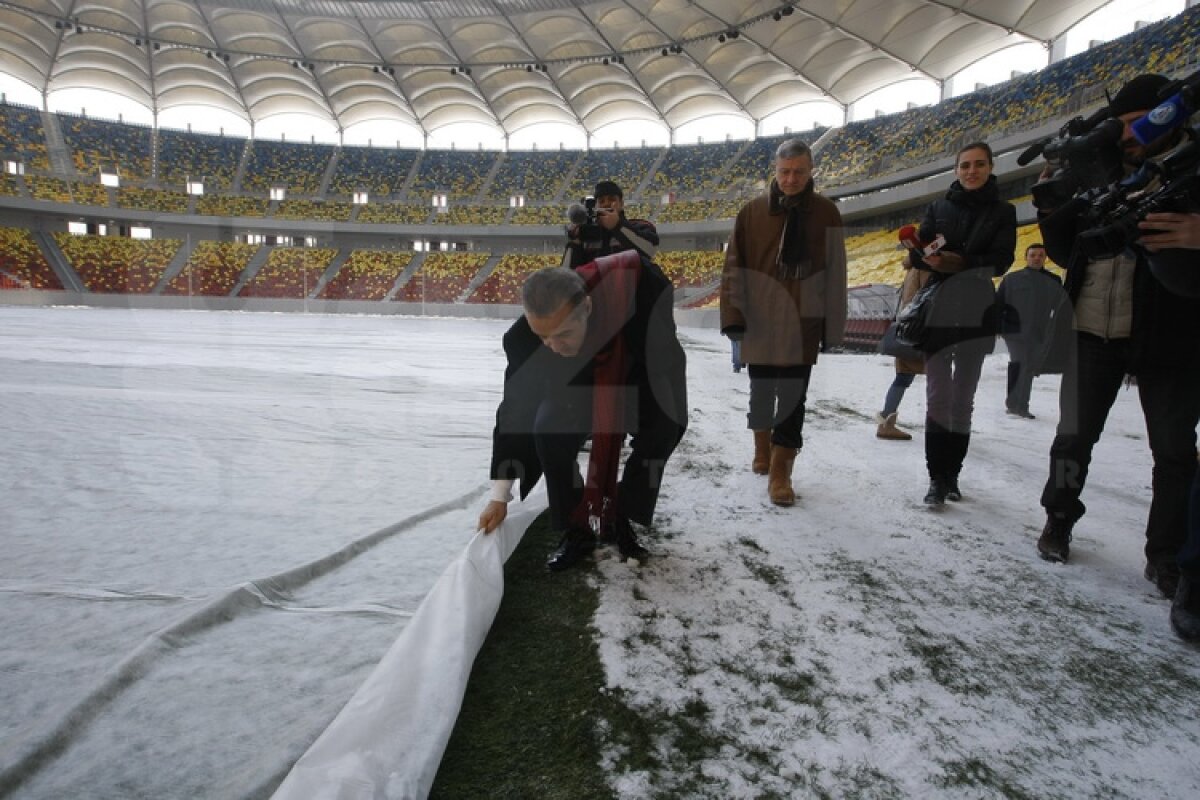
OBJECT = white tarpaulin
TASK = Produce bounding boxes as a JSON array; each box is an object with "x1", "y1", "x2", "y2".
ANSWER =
[{"x1": 271, "y1": 499, "x2": 545, "y2": 800}]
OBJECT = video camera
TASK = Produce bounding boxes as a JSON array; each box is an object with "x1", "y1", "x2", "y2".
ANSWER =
[
  {"x1": 566, "y1": 195, "x2": 604, "y2": 239},
  {"x1": 1022, "y1": 66, "x2": 1200, "y2": 259},
  {"x1": 1075, "y1": 138, "x2": 1199, "y2": 260},
  {"x1": 1018, "y1": 111, "x2": 1126, "y2": 210}
]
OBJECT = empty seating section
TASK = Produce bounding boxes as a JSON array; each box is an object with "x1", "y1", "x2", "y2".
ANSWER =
[
  {"x1": 0, "y1": 226, "x2": 61, "y2": 289},
  {"x1": 488, "y1": 151, "x2": 578, "y2": 201},
  {"x1": 61, "y1": 115, "x2": 153, "y2": 180},
  {"x1": 656, "y1": 199, "x2": 742, "y2": 223},
  {"x1": 164, "y1": 240, "x2": 258, "y2": 296},
  {"x1": 329, "y1": 146, "x2": 418, "y2": 198},
  {"x1": 275, "y1": 199, "x2": 352, "y2": 222},
  {"x1": 568, "y1": 149, "x2": 660, "y2": 202},
  {"x1": 510, "y1": 205, "x2": 565, "y2": 225},
  {"x1": 239, "y1": 247, "x2": 337, "y2": 298},
  {"x1": 434, "y1": 206, "x2": 508, "y2": 226},
  {"x1": 0, "y1": 102, "x2": 49, "y2": 171},
  {"x1": 409, "y1": 150, "x2": 494, "y2": 201},
  {"x1": 242, "y1": 140, "x2": 333, "y2": 195},
  {"x1": 53, "y1": 233, "x2": 181, "y2": 294},
  {"x1": 118, "y1": 186, "x2": 190, "y2": 214},
  {"x1": 844, "y1": 226, "x2": 910, "y2": 286},
  {"x1": 25, "y1": 175, "x2": 72, "y2": 203},
  {"x1": 655, "y1": 250, "x2": 724, "y2": 289},
  {"x1": 813, "y1": 6, "x2": 1200, "y2": 189},
  {"x1": 319, "y1": 249, "x2": 414, "y2": 300},
  {"x1": 467, "y1": 253, "x2": 559, "y2": 304},
  {"x1": 196, "y1": 195, "x2": 268, "y2": 217},
  {"x1": 647, "y1": 140, "x2": 743, "y2": 199},
  {"x1": 357, "y1": 203, "x2": 431, "y2": 224},
  {"x1": 0, "y1": 174, "x2": 18, "y2": 196},
  {"x1": 70, "y1": 181, "x2": 109, "y2": 207},
  {"x1": 397, "y1": 252, "x2": 488, "y2": 303},
  {"x1": 157, "y1": 129, "x2": 243, "y2": 190}
]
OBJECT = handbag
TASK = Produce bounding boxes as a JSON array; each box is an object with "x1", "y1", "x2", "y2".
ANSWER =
[
  {"x1": 892, "y1": 277, "x2": 942, "y2": 351},
  {"x1": 878, "y1": 320, "x2": 924, "y2": 361}
]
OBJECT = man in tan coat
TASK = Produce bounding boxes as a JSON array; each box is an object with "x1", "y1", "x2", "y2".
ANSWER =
[{"x1": 720, "y1": 138, "x2": 848, "y2": 505}]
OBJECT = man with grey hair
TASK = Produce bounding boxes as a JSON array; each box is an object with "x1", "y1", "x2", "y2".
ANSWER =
[
  {"x1": 720, "y1": 137, "x2": 847, "y2": 506},
  {"x1": 478, "y1": 251, "x2": 687, "y2": 571}
]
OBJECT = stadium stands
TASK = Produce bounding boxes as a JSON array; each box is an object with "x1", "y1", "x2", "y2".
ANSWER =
[
  {"x1": 163, "y1": 241, "x2": 259, "y2": 296},
  {"x1": 357, "y1": 203, "x2": 432, "y2": 225},
  {"x1": 408, "y1": 150, "x2": 495, "y2": 202},
  {"x1": 487, "y1": 150, "x2": 579, "y2": 202},
  {"x1": 53, "y1": 233, "x2": 181, "y2": 294},
  {"x1": 466, "y1": 253, "x2": 559, "y2": 304},
  {"x1": 242, "y1": 139, "x2": 334, "y2": 195},
  {"x1": 319, "y1": 249, "x2": 414, "y2": 301},
  {"x1": 239, "y1": 247, "x2": 337, "y2": 298},
  {"x1": 434, "y1": 205, "x2": 509, "y2": 226},
  {"x1": 0, "y1": 226, "x2": 61, "y2": 289},
  {"x1": 157, "y1": 128, "x2": 243, "y2": 190},
  {"x1": 567, "y1": 148, "x2": 660, "y2": 202},
  {"x1": 196, "y1": 194, "x2": 269, "y2": 218},
  {"x1": 117, "y1": 186, "x2": 190, "y2": 214},
  {"x1": 655, "y1": 250, "x2": 724, "y2": 289},
  {"x1": 275, "y1": 199, "x2": 353, "y2": 222},
  {"x1": 328, "y1": 145, "x2": 419, "y2": 198},
  {"x1": 396, "y1": 252, "x2": 489, "y2": 303},
  {"x1": 646, "y1": 140, "x2": 744, "y2": 199},
  {"x1": 60, "y1": 115, "x2": 153, "y2": 180},
  {"x1": 0, "y1": 101, "x2": 50, "y2": 171}
]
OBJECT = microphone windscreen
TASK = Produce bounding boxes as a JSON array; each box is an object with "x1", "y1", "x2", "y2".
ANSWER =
[
  {"x1": 897, "y1": 225, "x2": 920, "y2": 249},
  {"x1": 567, "y1": 203, "x2": 589, "y2": 225},
  {"x1": 1132, "y1": 93, "x2": 1188, "y2": 145}
]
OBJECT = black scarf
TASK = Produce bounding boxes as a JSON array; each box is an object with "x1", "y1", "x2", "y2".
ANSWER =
[{"x1": 770, "y1": 178, "x2": 814, "y2": 280}]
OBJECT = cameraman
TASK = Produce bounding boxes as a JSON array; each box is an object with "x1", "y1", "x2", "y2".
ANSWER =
[
  {"x1": 562, "y1": 180, "x2": 659, "y2": 269},
  {"x1": 1034, "y1": 74, "x2": 1200, "y2": 605}
]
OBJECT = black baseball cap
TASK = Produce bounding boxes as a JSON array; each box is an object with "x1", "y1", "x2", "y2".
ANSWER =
[
  {"x1": 1107, "y1": 73, "x2": 1170, "y2": 117},
  {"x1": 593, "y1": 180, "x2": 623, "y2": 199}
]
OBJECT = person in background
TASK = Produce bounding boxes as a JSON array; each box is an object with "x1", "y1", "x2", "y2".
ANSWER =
[
  {"x1": 719, "y1": 138, "x2": 847, "y2": 506},
  {"x1": 1033, "y1": 74, "x2": 1200, "y2": 605},
  {"x1": 911, "y1": 141, "x2": 1017, "y2": 506},
  {"x1": 875, "y1": 257, "x2": 931, "y2": 441},
  {"x1": 477, "y1": 255, "x2": 687, "y2": 571},
  {"x1": 996, "y1": 243, "x2": 1069, "y2": 419},
  {"x1": 563, "y1": 180, "x2": 659, "y2": 269}
]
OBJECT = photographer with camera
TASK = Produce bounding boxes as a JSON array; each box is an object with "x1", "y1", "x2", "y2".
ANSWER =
[
  {"x1": 1033, "y1": 74, "x2": 1200, "y2": 605},
  {"x1": 562, "y1": 180, "x2": 659, "y2": 269}
]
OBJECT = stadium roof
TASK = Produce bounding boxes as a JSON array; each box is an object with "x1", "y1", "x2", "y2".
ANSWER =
[{"x1": 0, "y1": 0, "x2": 1117, "y2": 140}]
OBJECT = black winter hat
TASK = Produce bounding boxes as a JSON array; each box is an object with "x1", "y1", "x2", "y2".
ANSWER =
[
  {"x1": 1107, "y1": 73, "x2": 1171, "y2": 116},
  {"x1": 593, "y1": 180, "x2": 623, "y2": 199}
]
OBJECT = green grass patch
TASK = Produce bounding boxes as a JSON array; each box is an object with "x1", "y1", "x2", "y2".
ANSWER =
[{"x1": 429, "y1": 513, "x2": 615, "y2": 799}]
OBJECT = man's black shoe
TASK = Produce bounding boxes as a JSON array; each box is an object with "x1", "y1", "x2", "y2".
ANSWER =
[
  {"x1": 546, "y1": 526, "x2": 595, "y2": 572},
  {"x1": 923, "y1": 478, "x2": 947, "y2": 506},
  {"x1": 1170, "y1": 575, "x2": 1200, "y2": 642},
  {"x1": 1006, "y1": 407, "x2": 1036, "y2": 419},
  {"x1": 614, "y1": 517, "x2": 650, "y2": 564},
  {"x1": 1145, "y1": 560, "x2": 1181, "y2": 600},
  {"x1": 1037, "y1": 517, "x2": 1072, "y2": 563},
  {"x1": 945, "y1": 479, "x2": 962, "y2": 502}
]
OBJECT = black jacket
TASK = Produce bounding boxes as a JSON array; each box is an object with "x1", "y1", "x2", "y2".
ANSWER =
[
  {"x1": 564, "y1": 214, "x2": 659, "y2": 269},
  {"x1": 489, "y1": 253, "x2": 687, "y2": 499},
  {"x1": 916, "y1": 176, "x2": 1017, "y2": 353},
  {"x1": 997, "y1": 267, "x2": 1070, "y2": 373}
]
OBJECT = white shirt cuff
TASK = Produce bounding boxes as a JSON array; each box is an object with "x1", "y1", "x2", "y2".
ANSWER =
[{"x1": 489, "y1": 479, "x2": 515, "y2": 504}]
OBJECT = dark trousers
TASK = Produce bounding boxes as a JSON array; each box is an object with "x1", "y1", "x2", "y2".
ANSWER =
[
  {"x1": 533, "y1": 386, "x2": 685, "y2": 531},
  {"x1": 924, "y1": 342, "x2": 987, "y2": 479},
  {"x1": 1041, "y1": 332, "x2": 1200, "y2": 565},
  {"x1": 746, "y1": 364, "x2": 813, "y2": 450},
  {"x1": 1180, "y1": 470, "x2": 1200, "y2": 580},
  {"x1": 1006, "y1": 358, "x2": 1034, "y2": 413}
]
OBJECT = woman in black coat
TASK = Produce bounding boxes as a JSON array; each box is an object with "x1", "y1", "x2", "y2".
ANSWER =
[{"x1": 914, "y1": 142, "x2": 1016, "y2": 505}]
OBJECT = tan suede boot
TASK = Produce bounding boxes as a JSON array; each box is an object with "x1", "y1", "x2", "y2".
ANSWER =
[
  {"x1": 767, "y1": 446, "x2": 797, "y2": 506},
  {"x1": 752, "y1": 430, "x2": 771, "y2": 474},
  {"x1": 875, "y1": 412, "x2": 912, "y2": 441}
]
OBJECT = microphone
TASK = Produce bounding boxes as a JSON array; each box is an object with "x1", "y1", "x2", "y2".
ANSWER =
[
  {"x1": 567, "y1": 203, "x2": 589, "y2": 225},
  {"x1": 1132, "y1": 92, "x2": 1191, "y2": 144},
  {"x1": 898, "y1": 226, "x2": 946, "y2": 257},
  {"x1": 897, "y1": 225, "x2": 921, "y2": 250}
]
